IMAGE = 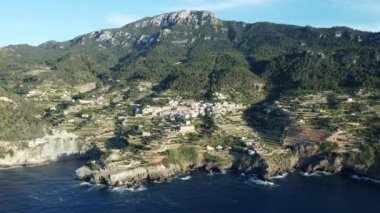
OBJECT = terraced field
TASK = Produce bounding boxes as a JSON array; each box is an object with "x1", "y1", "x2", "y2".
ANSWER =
[{"x1": 284, "y1": 126, "x2": 330, "y2": 146}]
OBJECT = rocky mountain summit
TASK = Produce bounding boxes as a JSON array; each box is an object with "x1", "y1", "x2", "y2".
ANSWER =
[{"x1": 132, "y1": 10, "x2": 221, "y2": 28}]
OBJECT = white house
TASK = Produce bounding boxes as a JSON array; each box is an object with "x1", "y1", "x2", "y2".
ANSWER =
[{"x1": 179, "y1": 126, "x2": 196, "y2": 134}]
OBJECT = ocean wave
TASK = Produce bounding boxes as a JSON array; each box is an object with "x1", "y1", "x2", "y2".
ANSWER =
[
  {"x1": 351, "y1": 175, "x2": 380, "y2": 184},
  {"x1": 247, "y1": 175, "x2": 276, "y2": 187},
  {"x1": 79, "y1": 182, "x2": 92, "y2": 186},
  {"x1": 272, "y1": 173, "x2": 288, "y2": 179},
  {"x1": 94, "y1": 184, "x2": 107, "y2": 188},
  {"x1": 207, "y1": 171, "x2": 222, "y2": 176},
  {"x1": 72, "y1": 181, "x2": 93, "y2": 188},
  {"x1": 180, "y1": 175, "x2": 192, "y2": 181},
  {"x1": 110, "y1": 185, "x2": 147, "y2": 193},
  {"x1": 300, "y1": 171, "x2": 333, "y2": 177},
  {"x1": 319, "y1": 171, "x2": 333, "y2": 176},
  {"x1": 300, "y1": 172, "x2": 318, "y2": 177},
  {"x1": 29, "y1": 194, "x2": 43, "y2": 201},
  {"x1": 83, "y1": 183, "x2": 107, "y2": 192}
]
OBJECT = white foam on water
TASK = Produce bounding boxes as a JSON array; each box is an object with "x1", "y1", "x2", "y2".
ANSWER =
[
  {"x1": 318, "y1": 171, "x2": 333, "y2": 176},
  {"x1": 300, "y1": 171, "x2": 334, "y2": 177},
  {"x1": 180, "y1": 175, "x2": 192, "y2": 181},
  {"x1": 351, "y1": 175, "x2": 380, "y2": 184},
  {"x1": 248, "y1": 175, "x2": 276, "y2": 187},
  {"x1": 94, "y1": 184, "x2": 107, "y2": 188},
  {"x1": 300, "y1": 171, "x2": 320, "y2": 177},
  {"x1": 110, "y1": 185, "x2": 147, "y2": 193},
  {"x1": 72, "y1": 181, "x2": 92, "y2": 188},
  {"x1": 79, "y1": 182, "x2": 92, "y2": 186},
  {"x1": 272, "y1": 173, "x2": 288, "y2": 179},
  {"x1": 207, "y1": 171, "x2": 222, "y2": 176},
  {"x1": 84, "y1": 183, "x2": 107, "y2": 192},
  {"x1": 221, "y1": 170, "x2": 228, "y2": 174}
]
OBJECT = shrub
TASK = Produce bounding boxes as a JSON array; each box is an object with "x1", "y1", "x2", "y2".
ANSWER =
[
  {"x1": 320, "y1": 141, "x2": 338, "y2": 153},
  {"x1": 356, "y1": 144, "x2": 375, "y2": 167}
]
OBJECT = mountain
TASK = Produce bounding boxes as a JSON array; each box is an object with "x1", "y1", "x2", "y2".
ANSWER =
[
  {"x1": 0, "y1": 10, "x2": 379, "y2": 141},
  {"x1": 1, "y1": 10, "x2": 379, "y2": 101},
  {"x1": 0, "y1": 10, "x2": 380, "y2": 185}
]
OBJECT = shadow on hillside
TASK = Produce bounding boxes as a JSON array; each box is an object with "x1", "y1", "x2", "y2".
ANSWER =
[
  {"x1": 133, "y1": 73, "x2": 178, "y2": 106},
  {"x1": 56, "y1": 145, "x2": 101, "y2": 161},
  {"x1": 105, "y1": 137, "x2": 129, "y2": 150},
  {"x1": 242, "y1": 93, "x2": 291, "y2": 145},
  {"x1": 152, "y1": 73, "x2": 178, "y2": 94}
]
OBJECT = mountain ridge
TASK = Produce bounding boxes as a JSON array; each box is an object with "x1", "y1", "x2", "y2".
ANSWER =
[
  {"x1": 1, "y1": 10, "x2": 378, "y2": 49},
  {"x1": 1, "y1": 10, "x2": 379, "y2": 99}
]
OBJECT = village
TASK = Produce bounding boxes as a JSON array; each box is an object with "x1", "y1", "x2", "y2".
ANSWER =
[
  {"x1": 16, "y1": 78, "x2": 269, "y2": 168},
  {"x1": 2, "y1": 69, "x2": 379, "y2": 178}
]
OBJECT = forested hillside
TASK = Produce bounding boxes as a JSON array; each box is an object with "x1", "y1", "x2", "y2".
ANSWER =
[{"x1": 0, "y1": 10, "x2": 379, "y2": 101}]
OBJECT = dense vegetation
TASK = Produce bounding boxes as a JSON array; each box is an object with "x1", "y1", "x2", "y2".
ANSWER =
[
  {"x1": 262, "y1": 48, "x2": 380, "y2": 92},
  {"x1": 1, "y1": 11, "x2": 380, "y2": 99},
  {"x1": 0, "y1": 89, "x2": 46, "y2": 140}
]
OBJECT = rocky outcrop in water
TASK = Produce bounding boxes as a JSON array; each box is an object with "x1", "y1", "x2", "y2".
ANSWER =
[
  {"x1": 76, "y1": 148, "x2": 235, "y2": 187},
  {"x1": 76, "y1": 164, "x2": 182, "y2": 187}
]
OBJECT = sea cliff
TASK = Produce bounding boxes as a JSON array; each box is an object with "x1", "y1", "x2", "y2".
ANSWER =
[{"x1": 0, "y1": 129, "x2": 98, "y2": 168}]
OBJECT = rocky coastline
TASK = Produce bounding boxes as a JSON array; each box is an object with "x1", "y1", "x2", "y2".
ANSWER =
[
  {"x1": 1, "y1": 130, "x2": 378, "y2": 188},
  {"x1": 0, "y1": 137, "x2": 378, "y2": 188},
  {"x1": 75, "y1": 143, "x2": 380, "y2": 188}
]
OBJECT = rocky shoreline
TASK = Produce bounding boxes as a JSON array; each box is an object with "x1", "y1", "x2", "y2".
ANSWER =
[
  {"x1": 76, "y1": 164, "x2": 182, "y2": 187},
  {"x1": 1, "y1": 133, "x2": 378, "y2": 188},
  {"x1": 75, "y1": 143, "x2": 380, "y2": 188}
]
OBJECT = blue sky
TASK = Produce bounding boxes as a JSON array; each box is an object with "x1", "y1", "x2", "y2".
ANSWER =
[{"x1": 1, "y1": 0, "x2": 379, "y2": 47}]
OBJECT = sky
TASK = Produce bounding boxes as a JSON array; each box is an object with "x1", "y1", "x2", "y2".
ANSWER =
[{"x1": 1, "y1": 0, "x2": 379, "y2": 47}]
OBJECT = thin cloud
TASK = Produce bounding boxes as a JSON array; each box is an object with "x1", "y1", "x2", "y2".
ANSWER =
[
  {"x1": 176, "y1": 0, "x2": 271, "y2": 11},
  {"x1": 107, "y1": 13, "x2": 140, "y2": 27}
]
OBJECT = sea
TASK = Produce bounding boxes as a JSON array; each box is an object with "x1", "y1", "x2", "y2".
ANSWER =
[{"x1": 0, "y1": 160, "x2": 379, "y2": 213}]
